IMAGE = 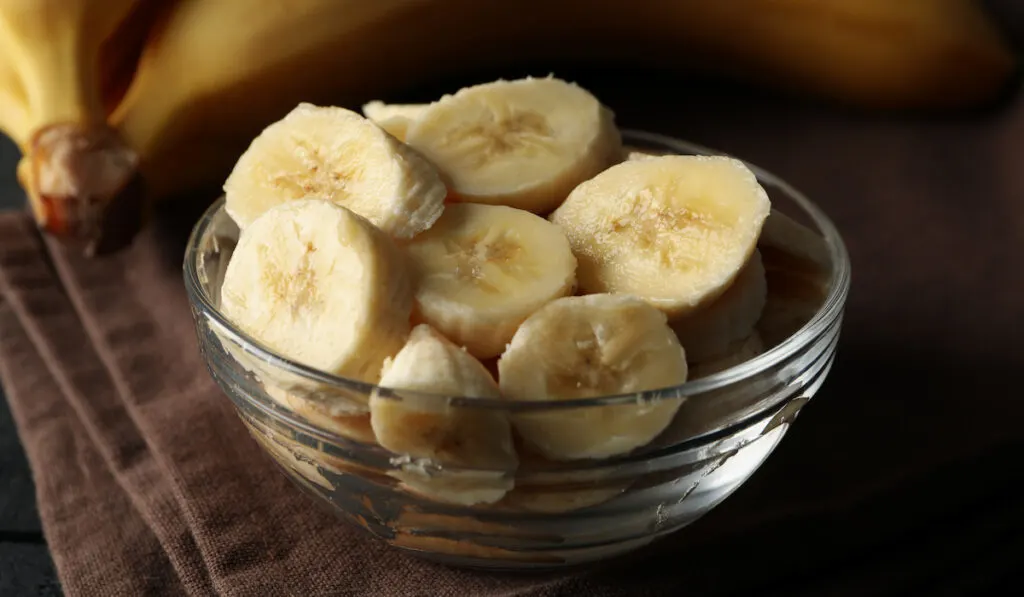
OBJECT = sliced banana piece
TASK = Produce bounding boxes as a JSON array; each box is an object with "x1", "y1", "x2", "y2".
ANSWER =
[
  {"x1": 670, "y1": 249, "x2": 767, "y2": 363},
  {"x1": 264, "y1": 384, "x2": 377, "y2": 443},
  {"x1": 220, "y1": 198, "x2": 411, "y2": 386},
  {"x1": 498, "y1": 294, "x2": 688, "y2": 461},
  {"x1": 404, "y1": 76, "x2": 622, "y2": 214},
  {"x1": 223, "y1": 102, "x2": 446, "y2": 238},
  {"x1": 361, "y1": 100, "x2": 429, "y2": 141},
  {"x1": 622, "y1": 147, "x2": 674, "y2": 161},
  {"x1": 405, "y1": 203, "x2": 577, "y2": 359},
  {"x1": 689, "y1": 332, "x2": 765, "y2": 379},
  {"x1": 372, "y1": 324, "x2": 517, "y2": 506},
  {"x1": 550, "y1": 154, "x2": 771, "y2": 318}
]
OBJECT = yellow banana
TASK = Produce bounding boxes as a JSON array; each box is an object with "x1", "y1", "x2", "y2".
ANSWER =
[
  {"x1": 0, "y1": 44, "x2": 28, "y2": 145},
  {"x1": 0, "y1": 0, "x2": 142, "y2": 253},
  {"x1": 0, "y1": 0, "x2": 1015, "y2": 255}
]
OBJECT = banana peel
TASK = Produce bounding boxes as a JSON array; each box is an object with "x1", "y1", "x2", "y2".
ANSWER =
[{"x1": 0, "y1": 0, "x2": 1016, "y2": 256}]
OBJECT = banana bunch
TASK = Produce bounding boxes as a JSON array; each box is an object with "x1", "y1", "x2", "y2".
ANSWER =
[
  {"x1": 0, "y1": 0, "x2": 1014, "y2": 254},
  {"x1": 215, "y1": 75, "x2": 807, "y2": 510}
]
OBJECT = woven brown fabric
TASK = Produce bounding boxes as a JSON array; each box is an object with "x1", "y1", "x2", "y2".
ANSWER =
[{"x1": 2, "y1": 70, "x2": 1024, "y2": 595}]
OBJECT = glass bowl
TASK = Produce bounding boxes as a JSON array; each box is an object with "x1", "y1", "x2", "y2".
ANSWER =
[{"x1": 183, "y1": 130, "x2": 851, "y2": 570}]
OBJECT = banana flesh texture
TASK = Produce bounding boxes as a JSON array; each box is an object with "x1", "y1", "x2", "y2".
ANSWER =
[
  {"x1": 372, "y1": 324, "x2": 517, "y2": 505},
  {"x1": 550, "y1": 155, "x2": 771, "y2": 318},
  {"x1": 207, "y1": 74, "x2": 840, "y2": 509},
  {"x1": 404, "y1": 76, "x2": 622, "y2": 214},
  {"x1": 498, "y1": 294, "x2": 688, "y2": 461},
  {"x1": 361, "y1": 100, "x2": 428, "y2": 142},
  {"x1": 219, "y1": 198, "x2": 412, "y2": 383},
  {"x1": 223, "y1": 103, "x2": 446, "y2": 238},
  {"x1": 404, "y1": 202, "x2": 577, "y2": 359}
]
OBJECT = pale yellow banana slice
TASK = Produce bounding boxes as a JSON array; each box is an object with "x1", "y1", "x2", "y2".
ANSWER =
[
  {"x1": 404, "y1": 202, "x2": 577, "y2": 359},
  {"x1": 264, "y1": 384, "x2": 377, "y2": 444},
  {"x1": 670, "y1": 249, "x2": 767, "y2": 363},
  {"x1": 372, "y1": 324, "x2": 517, "y2": 506},
  {"x1": 622, "y1": 147, "x2": 674, "y2": 161},
  {"x1": 498, "y1": 294, "x2": 688, "y2": 461},
  {"x1": 223, "y1": 102, "x2": 446, "y2": 238},
  {"x1": 220, "y1": 198, "x2": 411, "y2": 385},
  {"x1": 361, "y1": 100, "x2": 429, "y2": 142},
  {"x1": 689, "y1": 332, "x2": 765, "y2": 379},
  {"x1": 404, "y1": 76, "x2": 622, "y2": 214},
  {"x1": 550, "y1": 154, "x2": 771, "y2": 318}
]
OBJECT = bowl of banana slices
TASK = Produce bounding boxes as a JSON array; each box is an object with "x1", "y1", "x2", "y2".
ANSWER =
[{"x1": 184, "y1": 76, "x2": 850, "y2": 569}]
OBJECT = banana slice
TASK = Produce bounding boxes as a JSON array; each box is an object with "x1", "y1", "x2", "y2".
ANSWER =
[
  {"x1": 689, "y1": 332, "x2": 765, "y2": 379},
  {"x1": 498, "y1": 294, "x2": 688, "y2": 461},
  {"x1": 550, "y1": 154, "x2": 771, "y2": 318},
  {"x1": 404, "y1": 76, "x2": 622, "y2": 214},
  {"x1": 220, "y1": 198, "x2": 411, "y2": 386},
  {"x1": 361, "y1": 100, "x2": 429, "y2": 142},
  {"x1": 670, "y1": 249, "x2": 767, "y2": 363},
  {"x1": 223, "y1": 102, "x2": 446, "y2": 238},
  {"x1": 372, "y1": 324, "x2": 517, "y2": 506},
  {"x1": 623, "y1": 147, "x2": 674, "y2": 161},
  {"x1": 264, "y1": 384, "x2": 377, "y2": 444},
  {"x1": 404, "y1": 202, "x2": 577, "y2": 359}
]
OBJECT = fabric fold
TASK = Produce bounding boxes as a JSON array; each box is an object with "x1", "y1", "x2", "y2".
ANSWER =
[
  {"x1": 0, "y1": 300, "x2": 185, "y2": 597},
  {"x1": 0, "y1": 217, "x2": 215, "y2": 596}
]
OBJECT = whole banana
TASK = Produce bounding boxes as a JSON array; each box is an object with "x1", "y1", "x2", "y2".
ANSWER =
[{"x1": 0, "y1": 0, "x2": 1015, "y2": 255}]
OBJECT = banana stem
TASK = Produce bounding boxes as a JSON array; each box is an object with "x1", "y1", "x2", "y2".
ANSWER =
[{"x1": 0, "y1": 0, "x2": 144, "y2": 255}]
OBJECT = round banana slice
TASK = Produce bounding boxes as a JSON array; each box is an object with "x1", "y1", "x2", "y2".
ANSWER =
[
  {"x1": 404, "y1": 76, "x2": 622, "y2": 214},
  {"x1": 361, "y1": 100, "x2": 429, "y2": 142},
  {"x1": 688, "y1": 332, "x2": 765, "y2": 379},
  {"x1": 670, "y1": 249, "x2": 767, "y2": 363},
  {"x1": 550, "y1": 155, "x2": 771, "y2": 319},
  {"x1": 405, "y1": 203, "x2": 577, "y2": 359},
  {"x1": 372, "y1": 324, "x2": 517, "y2": 506},
  {"x1": 223, "y1": 102, "x2": 446, "y2": 238},
  {"x1": 220, "y1": 198, "x2": 411, "y2": 384},
  {"x1": 498, "y1": 294, "x2": 688, "y2": 461}
]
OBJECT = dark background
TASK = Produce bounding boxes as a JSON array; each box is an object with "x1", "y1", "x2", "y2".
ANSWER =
[{"x1": 2, "y1": 2, "x2": 1024, "y2": 594}]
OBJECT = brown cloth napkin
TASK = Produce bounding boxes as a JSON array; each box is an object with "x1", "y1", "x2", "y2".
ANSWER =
[{"x1": 3, "y1": 68, "x2": 1024, "y2": 596}]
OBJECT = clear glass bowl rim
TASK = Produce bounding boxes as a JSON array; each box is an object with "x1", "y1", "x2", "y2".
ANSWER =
[{"x1": 183, "y1": 129, "x2": 851, "y2": 413}]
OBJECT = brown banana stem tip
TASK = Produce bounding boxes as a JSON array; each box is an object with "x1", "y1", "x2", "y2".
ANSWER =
[{"x1": 25, "y1": 123, "x2": 146, "y2": 257}]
